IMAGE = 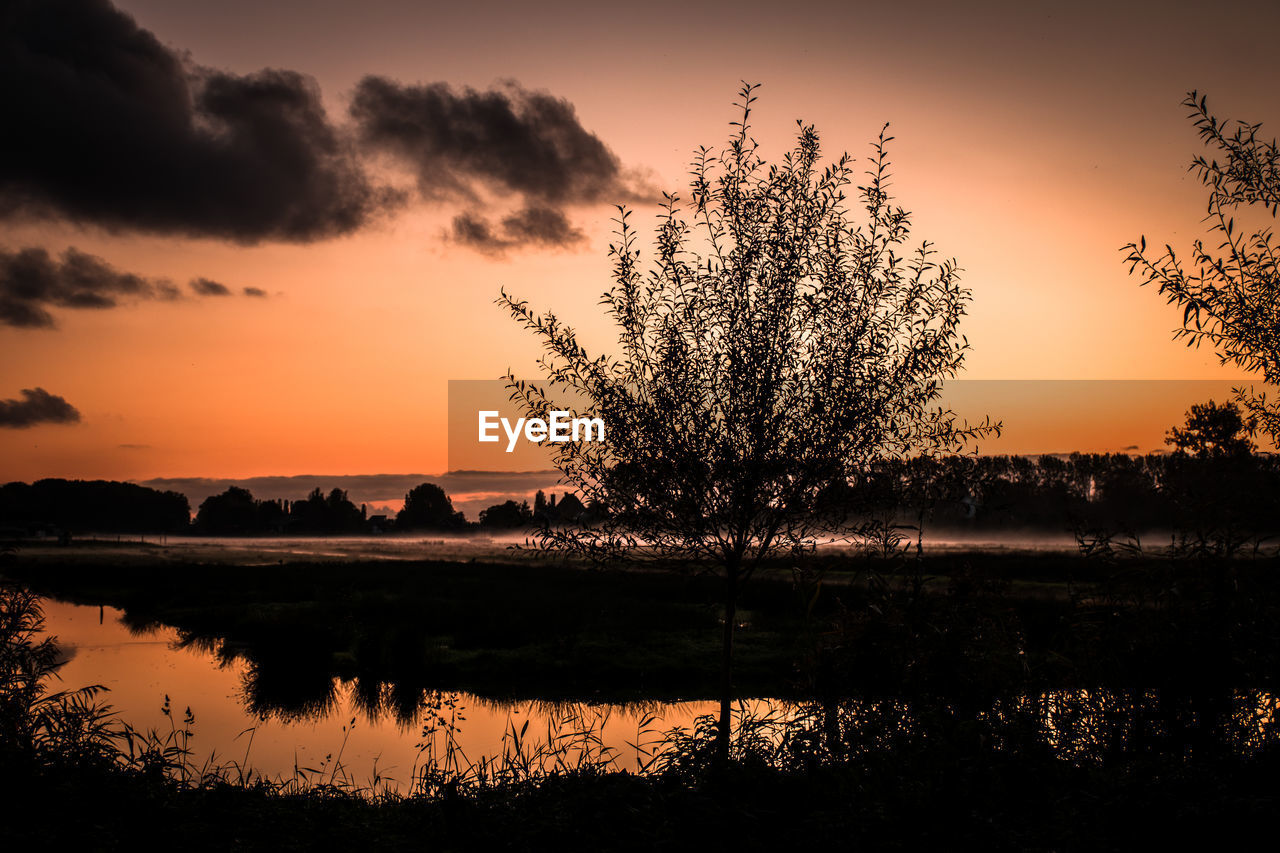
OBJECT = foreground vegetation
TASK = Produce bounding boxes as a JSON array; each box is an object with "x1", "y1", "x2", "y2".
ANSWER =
[
  {"x1": 3, "y1": 585, "x2": 1279, "y2": 849},
  {"x1": 6, "y1": 712, "x2": 1279, "y2": 850},
  {"x1": 4, "y1": 533, "x2": 1280, "y2": 849}
]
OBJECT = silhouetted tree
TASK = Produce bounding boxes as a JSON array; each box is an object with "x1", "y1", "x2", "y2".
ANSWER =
[
  {"x1": 499, "y1": 84, "x2": 997, "y2": 762},
  {"x1": 196, "y1": 486, "x2": 259, "y2": 534},
  {"x1": 1124, "y1": 91, "x2": 1280, "y2": 445},
  {"x1": 0, "y1": 479, "x2": 189, "y2": 534},
  {"x1": 395, "y1": 483, "x2": 465, "y2": 530},
  {"x1": 478, "y1": 500, "x2": 532, "y2": 529},
  {"x1": 1161, "y1": 400, "x2": 1269, "y2": 551},
  {"x1": 257, "y1": 498, "x2": 287, "y2": 532},
  {"x1": 328, "y1": 488, "x2": 364, "y2": 531},
  {"x1": 1166, "y1": 399, "x2": 1256, "y2": 458},
  {"x1": 287, "y1": 487, "x2": 364, "y2": 534}
]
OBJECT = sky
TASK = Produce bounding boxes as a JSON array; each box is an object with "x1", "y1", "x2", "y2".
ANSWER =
[{"x1": 1, "y1": 0, "x2": 1277, "y2": 513}]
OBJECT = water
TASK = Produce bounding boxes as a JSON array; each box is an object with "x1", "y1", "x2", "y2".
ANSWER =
[
  {"x1": 33, "y1": 594, "x2": 1280, "y2": 794},
  {"x1": 39, "y1": 598, "x2": 728, "y2": 791}
]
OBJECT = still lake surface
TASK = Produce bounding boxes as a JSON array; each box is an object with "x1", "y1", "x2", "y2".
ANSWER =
[
  {"x1": 40, "y1": 598, "x2": 733, "y2": 791},
  {"x1": 34, "y1": 586, "x2": 1280, "y2": 793},
  {"x1": 29, "y1": 530, "x2": 1085, "y2": 791},
  {"x1": 31, "y1": 531, "x2": 1246, "y2": 793}
]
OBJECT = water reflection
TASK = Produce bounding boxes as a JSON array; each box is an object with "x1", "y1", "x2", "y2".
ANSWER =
[
  {"x1": 39, "y1": 597, "x2": 728, "y2": 789},
  {"x1": 33, "y1": 595, "x2": 1280, "y2": 794},
  {"x1": 1033, "y1": 687, "x2": 1280, "y2": 763}
]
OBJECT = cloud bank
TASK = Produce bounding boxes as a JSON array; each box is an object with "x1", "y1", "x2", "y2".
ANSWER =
[
  {"x1": 353, "y1": 77, "x2": 656, "y2": 254},
  {"x1": 0, "y1": 0, "x2": 391, "y2": 243},
  {"x1": 449, "y1": 207, "x2": 585, "y2": 255},
  {"x1": 1, "y1": 0, "x2": 653, "y2": 257}
]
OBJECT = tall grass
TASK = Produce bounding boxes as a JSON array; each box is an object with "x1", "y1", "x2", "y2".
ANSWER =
[{"x1": 1, "y1": 586, "x2": 115, "y2": 768}]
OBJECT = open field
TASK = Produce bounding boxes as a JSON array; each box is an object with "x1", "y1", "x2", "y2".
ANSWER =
[{"x1": 3, "y1": 527, "x2": 1094, "y2": 565}]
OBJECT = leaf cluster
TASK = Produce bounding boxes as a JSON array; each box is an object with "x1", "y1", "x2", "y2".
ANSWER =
[
  {"x1": 1123, "y1": 91, "x2": 1280, "y2": 442},
  {"x1": 499, "y1": 84, "x2": 997, "y2": 577}
]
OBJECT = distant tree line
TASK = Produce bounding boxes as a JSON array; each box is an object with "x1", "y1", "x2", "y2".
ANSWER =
[
  {"x1": 476, "y1": 490, "x2": 586, "y2": 530},
  {"x1": 838, "y1": 400, "x2": 1279, "y2": 537},
  {"x1": 3, "y1": 400, "x2": 1272, "y2": 539},
  {"x1": 836, "y1": 451, "x2": 1278, "y2": 534},
  {"x1": 191, "y1": 483, "x2": 588, "y2": 535},
  {"x1": 0, "y1": 479, "x2": 190, "y2": 535},
  {"x1": 0, "y1": 477, "x2": 591, "y2": 537},
  {"x1": 194, "y1": 486, "x2": 368, "y2": 535},
  {"x1": 4, "y1": 457, "x2": 1273, "y2": 538}
]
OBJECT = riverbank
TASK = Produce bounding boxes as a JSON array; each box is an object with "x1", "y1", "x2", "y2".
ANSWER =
[
  {"x1": 1, "y1": 542, "x2": 1094, "y2": 704},
  {"x1": 4, "y1": 544, "x2": 1280, "y2": 849}
]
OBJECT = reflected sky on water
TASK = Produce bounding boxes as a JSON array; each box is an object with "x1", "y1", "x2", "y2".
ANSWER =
[
  {"x1": 40, "y1": 598, "x2": 730, "y2": 790},
  {"x1": 35, "y1": 593, "x2": 1279, "y2": 793}
]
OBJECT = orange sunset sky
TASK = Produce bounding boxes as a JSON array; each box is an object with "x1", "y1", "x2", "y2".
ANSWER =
[{"x1": 2, "y1": 0, "x2": 1277, "y2": 512}]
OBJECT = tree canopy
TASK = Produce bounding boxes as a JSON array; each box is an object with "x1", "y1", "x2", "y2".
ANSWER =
[
  {"x1": 501, "y1": 84, "x2": 996, "y2": 571},
  {"x1": 499, "y1": 84, "x2": 996, "y2": 761},
  {"x1": 0, "y1": 479, "x2": 189, "y2": 534},
  {"x1": 1165, "y1": 399, "x2": 1256, "y2": 459},
  {"x1": 1124, "y1": 91, "x2": 1280, "y2": 445},
  {"x1": 396, "y1": 483, "x2": 465, "y2": 530}
]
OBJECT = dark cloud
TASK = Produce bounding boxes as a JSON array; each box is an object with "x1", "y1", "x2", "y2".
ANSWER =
[
  {"x1": 0, "y1": 246, "x2": 259, "y2": 329},
  {"x1": 189, "y1": 277, "x2": 231, "y2": 297},
  {"x1": 0, "y1": 247, "x2": 171, "y2": 328},
  {"x1": 0, "y1": 1, "x2": 649, "y2": 254},
  {"x1": 0, "y1": 388, "x2": 81, "y2": 428},
  {"x1": 449, "y1": 212, "x2": 502, "y2": 252},
  {"x1": 450, "y1": 207, "x2": 585, "y2": 255},
  {"x1": 0, "y1": 0, "x2": 393, "y2": 242},
  {"x1": 352, "y1": 77, "x2": 654, "y2": 252},
  {"x1": 243, "y1": 286, "x2": 268, "y2": 298},
  {"x1": 118, "y1": 443, "x2": 151, "y2": 450},
  {"x1": 500, "y1": 206, "x2": 585, "y2": 246},
  {"x1": 352, "y1": 77, "x2": 648, "y2": 204}
]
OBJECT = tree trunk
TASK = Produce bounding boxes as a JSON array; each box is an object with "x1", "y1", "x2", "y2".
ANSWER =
[{"x1": 716, "y1": 572, "x2": 738, "y2": 766}]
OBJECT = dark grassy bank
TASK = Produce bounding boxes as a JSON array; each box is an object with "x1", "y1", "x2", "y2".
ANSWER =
[
  {"x1": 6, "y1": 543, "x2": 1280, "y2": 708},
  {"x1": 6, "y1": 739, "x2": 1279, "y2": 851},
  {"x1": 5, "y1": 545, "x2": 1280, "y2": 850},
  {"x1": 3, "y1": 551, "x2": 821, "y2": 703}
]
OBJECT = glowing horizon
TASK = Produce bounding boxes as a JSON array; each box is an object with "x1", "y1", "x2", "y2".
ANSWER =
[{"x1": 2, "y1": 0, "x2": 1275, "y2": 485}]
